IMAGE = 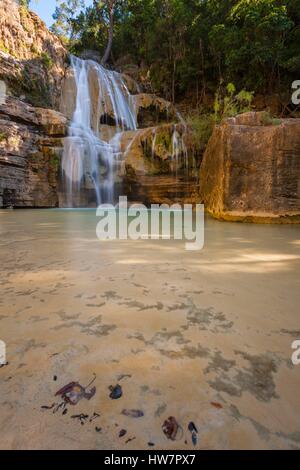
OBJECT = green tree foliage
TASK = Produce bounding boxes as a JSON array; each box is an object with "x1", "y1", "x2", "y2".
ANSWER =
[
  {"x1": 214, "y1": 82, "x2": 254, "y2": 122},
  {"x1": 51, "y1": 1, "x2": 84, "y2": 41},
  {"x1": 18, "y1": 0, "x2": 31, "y2": 7},
  {"x1": 209, "y1": 0, "x2": 294, "y2": 92},
  {"x1": 51, "y1": 0, "x2": 299, "y2": 103}
]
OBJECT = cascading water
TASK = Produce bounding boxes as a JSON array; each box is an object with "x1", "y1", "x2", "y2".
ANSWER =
[
  {"x1": 172, "y1": 124, "x2": 188, "y2": 172},
  {"x1": 61, "y1": 55, "x2": 191, "y2": 207},
  {"x1": 61, "y1": 55, "x2": 136, "y2": 207}
]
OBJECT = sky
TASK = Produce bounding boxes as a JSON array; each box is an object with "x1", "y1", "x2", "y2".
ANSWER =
[{"x1": 30, "y1": 0, "x2": 93, "y2": 28}]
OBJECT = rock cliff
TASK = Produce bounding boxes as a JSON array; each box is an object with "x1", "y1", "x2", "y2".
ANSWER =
[
  {"x1": 0, "y1": 0, "x2": 67, "y2": 109},
  {"x1": 199, "y1": 112, "x2": 300, "y2": 223},
  {"x1": 0, "y1": 96, "x2": 66, "y2": 207},
  {"x1": 0, "y1": 0, "x2": 68, "y2": 208}
]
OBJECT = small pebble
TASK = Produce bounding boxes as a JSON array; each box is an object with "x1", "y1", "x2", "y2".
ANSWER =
[
  {"x1": 119, "y1": 429, "x2": 127, "y2": 438},
  {"x1": 188, "y1": 421, "x2": 198, "y2": 433},
  {"x1": 109, "y1": 384, "x2": 123, "y2": 400}
]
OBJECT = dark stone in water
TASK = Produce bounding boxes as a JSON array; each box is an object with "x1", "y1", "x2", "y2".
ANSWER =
[
  {"x1": 109, "y1": 384, "x2": 123, "y2": 400},
  {"x1": 188, "y1": 421, "x2": 198, "y2": 433},
  {"x1": 119, "y1": 429, "x2": 127, "y2": 438}
]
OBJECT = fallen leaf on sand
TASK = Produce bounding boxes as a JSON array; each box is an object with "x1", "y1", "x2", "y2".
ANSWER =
[
  {"x1": 162, "y1": 416, "x2": 179, "y2": 441},
  {"x1": 55, "y1": 374, "x2": 96, "y2": 405},
  {"x1": 122, "y1": 409, "x2": 144, "y2": 418}
]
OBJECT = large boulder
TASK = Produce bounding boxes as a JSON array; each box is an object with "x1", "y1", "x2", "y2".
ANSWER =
[
  {"x1": 199, "y1": 112, "x2": 300, "y2": 223},
  {"x1": 0, "y1": 97, "x2": 66, "y2": 207},
  {"x1": 120, "y1": 124, "x2": 199, "y2": 205},
  {"x1": 122, "y1": 124, "x2": 194, "y2": 177}
]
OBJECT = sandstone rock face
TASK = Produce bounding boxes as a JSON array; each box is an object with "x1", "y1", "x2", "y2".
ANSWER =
[
  {"x1": 59, "y1": 66, "x2": 76, "y2": 120},
  {"x1": 124, "y1": 174, "x2": 199, "y2": 205},
  {"x1": 199, "y1": 112, "x2": 300, "y2": 223},
  {"x1": 122, "y1": 124, "x2": 192, "y2": 175},
  {"x1": 121, "y1": 73, "x2": 141, "y2": 95},
  {"x1": 121, "y1": 124, "x2": 199, "y2": 204},
  {"x1": 60, "y1": 68, "x2": 176, "y2": 130},
  {"x1": 0, "y1": 97, "x2": 66, "y2": 207},
  {"x1": 131, "y1": 94, "x2": 178, "y2": 128},
  {"x1": 0, "y1": 0, "x2": 67, "y2": 109}
]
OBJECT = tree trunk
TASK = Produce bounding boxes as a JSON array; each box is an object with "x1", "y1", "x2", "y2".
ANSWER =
[
  {"x1": 172, "y1": 58, "x2": 176, "y2": 104},
  {"x1": 101, "y1": 1, "x2": 115, "y2": 66}
]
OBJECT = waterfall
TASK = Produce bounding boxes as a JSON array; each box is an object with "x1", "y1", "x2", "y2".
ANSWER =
[
  {"x1": 61, "y1": 55, "x2": 137, "y2": 207},
  {"x1": 172, "y1": 124, "x2": 188, "y2": 172},
  {"x1": 60, "y1": 55, "x2": 190, "y2": 207},
  {"x1": 151, "y1": 128, "x2": 157, "y2": 159}
]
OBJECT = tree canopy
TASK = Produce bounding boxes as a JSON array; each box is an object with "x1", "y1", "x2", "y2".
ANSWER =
[{"x1": 25, "y1": 1, "x2": 300, "y2": 104}]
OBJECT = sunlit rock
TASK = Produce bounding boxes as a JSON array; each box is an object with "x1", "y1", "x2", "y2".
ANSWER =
[{"x1": 199, "y1": 112, "x2": 300, "y2": 223}]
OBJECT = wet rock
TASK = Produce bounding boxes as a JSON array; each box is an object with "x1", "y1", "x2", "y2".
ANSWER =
[
  {"x1": 188, "y1": 421, "x2": 198, "y2": 433},
  {"x1": 121, "y1": 73, "x2": 141, "y2": 95},
  {"x1": 109, "y1": 384, "x2": 123, "y2": 400},
  {"x1": 188, "y1": 421, "x2": 198, "y2": 446},
  {"x1": 122, "y1": 124, "x2": 199, "y2": 205},
  {"x1": 131, "y1": 93, "x2": 178, "y2": 128}
]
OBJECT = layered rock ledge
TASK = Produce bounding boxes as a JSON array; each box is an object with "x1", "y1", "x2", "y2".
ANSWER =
[{"x1": 0, "y1": 97, "x2": 66, "y2": 207}]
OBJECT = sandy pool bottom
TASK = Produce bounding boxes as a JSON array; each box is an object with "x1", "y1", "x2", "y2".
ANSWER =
[{"x1": 0, "y1": 209, "x2": 300, "y2": 450}]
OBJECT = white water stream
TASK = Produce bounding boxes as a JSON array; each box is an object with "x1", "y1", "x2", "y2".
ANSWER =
[{"x1": 61, "y1": 55, "x2": 188, "y2": 207}]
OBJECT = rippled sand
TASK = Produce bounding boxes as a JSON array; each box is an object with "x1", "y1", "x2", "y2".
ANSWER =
[{"x1": 0, "y1": 209, "x2": 300, "y2": 450}]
